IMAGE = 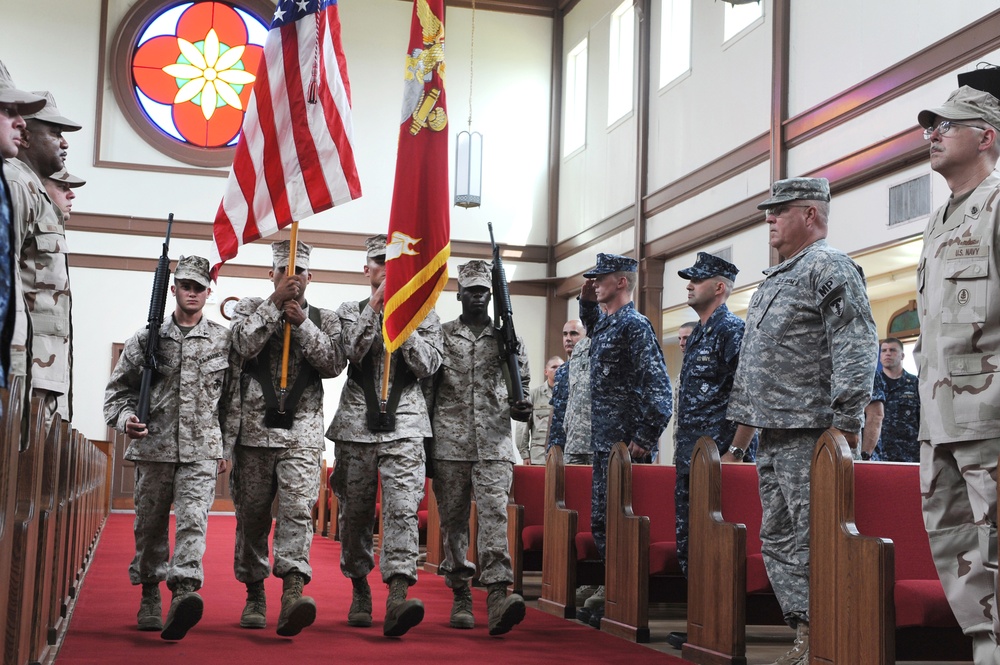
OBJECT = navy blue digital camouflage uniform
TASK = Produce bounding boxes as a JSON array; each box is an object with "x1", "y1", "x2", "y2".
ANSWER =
[
  {"x1": 580, "y1": 255, "x2": 672, "y2": 559},
  {"x1": 879, "y1": 370, "x2": 919, "y2": 462},
  {"x1": 673, "y1": 303, "x2": 756, "y2": 576},
  {"x1": 0, "y1": 165, "x2": 14, "y2": 400}
]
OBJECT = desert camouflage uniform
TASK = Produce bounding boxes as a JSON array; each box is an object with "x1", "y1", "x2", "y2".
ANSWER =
[
  {"x1": 430, "y1": 318, "x2": 529, "y2": 588},
  {"x1": 548, "y1": 335, "x2": 593, "y2": 465},
  {"x1": 728, "y1": 238, "x2": 877, "y2": 626},
  {"x1": 915, "y1": 172, "x2": 1000, "y2": 639},
  {"x1": 674, "y1": 304, "x2": 755, "y2": 576},
  {"x1": 104, "y1": 315, "x2": 238, "y2": 590},
  {"x1": 327, "y1": 301, "x2": 441, "y2": 584},
  {"x1": 5, "y1": 157, "x2": 71, "y2": 419},
  {"x1": 879, "y1": 369, "x2": 919, "y2": 462},
  {"x1": 518, "y1": 381, "x2": 553, "y2": 464},
  {"x1": 581, "y1": 300, "x2": 672, "y2": 558},
  {"x1": 230, "y1": 296, "x2": 345, "y2": 584}
]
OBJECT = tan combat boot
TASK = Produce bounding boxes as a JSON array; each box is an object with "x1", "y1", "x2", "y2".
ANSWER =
[
  {"x1": 449, "y1": 583, "x2": 474, "y2": 629},
  {"x1": 137, "y1": 583, "x2": 162, "y2": 631},
  {"x1": 160, "y1": 580, "x2": 203, "y2": 641},
  {"x1": 347, "y1": 577, "x2": 373, "y2": 627},
  {"x1": 383, "y1": 575, "x2": 424, "y2": 637},
  {"x1": 276, "y1": 572, "x2": 316, "y2": 637},
  {"x1": 240, "y1": 580, "x2": 267, "y2": 629},
  {"x1": 487, "y1": 582, "x2": 525, "y2": 636},
  {"x1": 769, "y1": 622, "x2": 809, "y2": 665}
]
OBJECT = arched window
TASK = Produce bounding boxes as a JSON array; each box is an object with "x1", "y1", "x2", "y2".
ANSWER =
[{"x1": 110, "y1": 0, "x2": 272, "y2": 167}]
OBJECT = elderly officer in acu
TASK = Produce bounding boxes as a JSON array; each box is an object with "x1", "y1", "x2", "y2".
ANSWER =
[
  {"x1": 727, "y1": 177, "x2": 877, "y2": 665},
  {"x1": 916, "y1": 86, "x2": 1000, "y2": 665}
]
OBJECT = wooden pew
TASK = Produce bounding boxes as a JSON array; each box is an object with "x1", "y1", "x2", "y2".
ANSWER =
[
  {"x1": 4, "y1": 396, "x2": 47, "y2": 665},
  {"x1": 29, "y1": 411, "x2": 63, "y2": 665},
  {"x1": 507, "y1": 463, "x2": 545, "y2": 596},
  {"x1": 683, "y1": 437, "x2": 783, "y2": 665},
  {"x1": 538, "y1": 446, "x2": 603, "y2": 618},
  {"x1": 811, "y1": 429, "x2": 970, "y2": 663},
  {"x1": 602, "y1": 442, "x2": 685, "y2": 642},
  {"x1": 0, "y1": 377, "x2": 25, "y2": 650}
]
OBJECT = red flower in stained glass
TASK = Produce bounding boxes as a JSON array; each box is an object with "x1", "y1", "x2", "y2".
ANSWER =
[{"x1": 132, "y1": 2, "x2": 265, "y2": 148}]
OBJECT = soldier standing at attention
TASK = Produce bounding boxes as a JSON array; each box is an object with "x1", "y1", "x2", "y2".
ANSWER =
[
  {"x1": 5, "y1": 89, "x2": 80, "y2": 421},
  {"x1": 327, "y1": 234, "x2": 442, "y2": 638},
  {"x1": 548, "y1": 319, "x2": 592, "y2": 465},
  {"x1": 727, "y1": 177, "x2": 877, "y2": 665},
  {"x1": 877, "y1": 337, "x2": 919, "y2": 462},
  {"x1": 578, "y1": 253, "x2": 673, "y2": 628},
  {"x1": 518, "y1": 355, "x2": 562, "y2": 464},
  {"x1": 230, "y1": 240, "x2": 346, "y2": 637},
  {"x1": 431, "y1": 260, "x2": 531, "y2": 636},
  {"x1": 915, "y1": 86, "x2": 1000, "y2": 664},
  {"x1": 667, "y1": 252, "x2": 757, "y2": 650},
  {"x1": 104, "y1": 256, "x2": 238, "y2": 641}
]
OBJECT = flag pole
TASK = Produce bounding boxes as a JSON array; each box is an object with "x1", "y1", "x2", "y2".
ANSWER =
[
  {"x1": 380, "y1": 350, "x2": 391, "y2": 406},
  {"x1": 278, "y1": 221, "x2": 300, "y2": 413}
]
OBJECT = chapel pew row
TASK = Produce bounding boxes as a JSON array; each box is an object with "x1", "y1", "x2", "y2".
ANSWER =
[{"x1": 0, "y1": 378, "x2": 111, "y2": 665}]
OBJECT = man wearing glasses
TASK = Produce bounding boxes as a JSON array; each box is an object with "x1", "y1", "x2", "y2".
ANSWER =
[
  {"x1": 916, "y1": 86, "x2": 1000, "y2": 665},
  {"x1": 727, "y1": 177, "x2": 877, "y2": 665}
]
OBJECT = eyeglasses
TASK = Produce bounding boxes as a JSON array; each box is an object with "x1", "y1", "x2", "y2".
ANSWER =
[
  {"x1": 922, "y1": 120, "x2": 987, "y2": 140},
  {"x1": 763, "y1": 204, "x2": 813, "y2": 218}
]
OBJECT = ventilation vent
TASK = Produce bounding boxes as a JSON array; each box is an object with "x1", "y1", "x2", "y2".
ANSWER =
[
  {"x1": 709, "y1": 246, "x2": 733, "y2": 264},
  {"x1": 889, "y1": 175, "x2": 930, "y2": 226}
]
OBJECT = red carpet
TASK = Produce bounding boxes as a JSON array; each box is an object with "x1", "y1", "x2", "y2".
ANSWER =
[{"x1": 57, "y1": 513, "x2": 685, "y2": 664}]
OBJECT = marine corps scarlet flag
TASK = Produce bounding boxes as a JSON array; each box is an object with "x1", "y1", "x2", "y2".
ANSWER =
[{"x1": 382, "y1": 0, "x2": 451, "y2": 353}]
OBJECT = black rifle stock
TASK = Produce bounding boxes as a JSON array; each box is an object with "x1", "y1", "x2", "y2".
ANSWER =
[
  {"x1": 487, "y1": 222, "x2": 529, "y2": 422},
  {"x1": 136, "y1": 214, "x2": 174, "y2": 425}
]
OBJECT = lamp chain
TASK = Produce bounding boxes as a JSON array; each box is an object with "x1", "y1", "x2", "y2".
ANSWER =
[{"x1": 468, "y1": 0, "x2": 475, "y2": 130}]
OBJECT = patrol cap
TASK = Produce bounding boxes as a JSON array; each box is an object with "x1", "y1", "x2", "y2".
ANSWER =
[
  {"x1": 457, "y1": 260, "x2": 492, "y2": 289},
  {"x1": 24, "y1": 91, "x2": 82, "y2": 131},
  {"x1": 757, "y1": 177, "x2": 831, "y2": 210},
  {"x1": 174, "y1": 255, "x2": 211, "y2": 287},
  {"x1": 366, "y1": 234, "x2": 387, "y2": 259},
  {"x1": 49, "y1": 168, "x2": 85, "y2": 188},
  {"x1": 917, "y1": 85, "x2": 1000, "y2": 131},
  {"x1": 272, "y1": 239, "x2": 311, "y2": 270},
  {"x1": 678, "y1": 252, "x2": 739, "y2": 281},
  {"x1": 0, "y1": 61, "x2": 45, "y2": 116},
  {"x1": 583, "y1": 253, "x2": 638, "y2": 278}
]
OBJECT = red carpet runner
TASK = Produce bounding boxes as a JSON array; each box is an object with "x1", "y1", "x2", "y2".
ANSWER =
[{"x1": 57, "y1": 513, "x2": 685, "y2": 664}]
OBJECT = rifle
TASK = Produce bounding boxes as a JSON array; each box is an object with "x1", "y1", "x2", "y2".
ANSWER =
[
  {"x1": 487, "y1": 222, "x2": 529, "y2": 422},
  {"x1": 136, "y1": 214, "x2": 174, "y2": 425}
]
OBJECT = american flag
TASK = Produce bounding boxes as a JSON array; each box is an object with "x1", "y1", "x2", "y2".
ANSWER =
[{"x1": 210, "y1": 0, "x2": 361, "y2": 279}]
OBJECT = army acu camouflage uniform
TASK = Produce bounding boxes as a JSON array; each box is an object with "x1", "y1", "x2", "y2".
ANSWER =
[
  {"x1": 230, "y1": 295, "x2": 345, "y2": 585},
  {"x1": 879, "y1": 368, "x2": 919, "y2": 462},
  {"x1": 580, "y1": 288, "x2": 672, "y2": 559},
  {"x1": 728, "y1": 236, "x2": 876, "y2": 628},
  {"x1": 326, "y1": 301, "x2": 442, "y2": 585},
  {"x1": 518, "y1": 380, "x2": 553, "y2": 464},
  {"x1": 431, "y1": 315, "x2": 530, "y2": 588},
  {"x1": 915, "y1": 169, "x2": 1000, "y2": 643},
  {"x1": 104, "y1": 311, "x2": 238, "y2": 591},
  {"x1": 6, "y1": 91, "x2": 81, "y2": 421},
  {"x1": 674, "y1": 303, "x2": 755, "y2": 577},
  {"x1": 548, "y1": 335, "x2": 593, "y2": 465}
]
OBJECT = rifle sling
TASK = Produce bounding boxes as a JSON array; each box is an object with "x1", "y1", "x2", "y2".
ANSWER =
[
  {"x1": 346, "y1": 299, "x2": 415, "y2": 424},
  {"x1": 245, "y1": 304, "x2": 322, "y2": 419}
]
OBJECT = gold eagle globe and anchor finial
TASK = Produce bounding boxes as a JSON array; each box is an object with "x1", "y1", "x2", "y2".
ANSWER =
[{"x1": 403, "y1": 0, "x2": 447, "y2": 135}]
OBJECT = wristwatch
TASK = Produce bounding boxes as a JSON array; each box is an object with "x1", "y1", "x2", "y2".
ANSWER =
[
  {"x1": 728, "y1": 446, "x2": 745, "y2": 460},
  {"x1": 860, "y1": 451, "x2": 872, "y2": 461}
]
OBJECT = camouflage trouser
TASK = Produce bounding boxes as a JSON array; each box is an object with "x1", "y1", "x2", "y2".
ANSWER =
[
  {"x1": 675, "y1": 465, "x2": 691, "y2": 578},
  {"x1": 433, "y1": 459, "x2": 513, "y2": 587},
  {"x1": 528, "y1": 441, "x2": 547, "y2": 465},
  {"x1": 231, "y1": 445, "x2": 321, "y2": 583},
  {"x1": 921, "y1": 438, "x2": 1000, "y2": 637},
  {"x1": 591, "y1": 451, "x2": 610, "y2": 559},
  {"x1": 564, "y1": 452, "x2": 593, "y2": 465},
  {"x1": 757, "y1": 428, "x2": 821, "y2": 628},
  {"x1": 130, "y1": 460, "x2": 217, "y2": 590},
  {"x1": 333, "y1": 438, "x2": 424, "y2": 584}
]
